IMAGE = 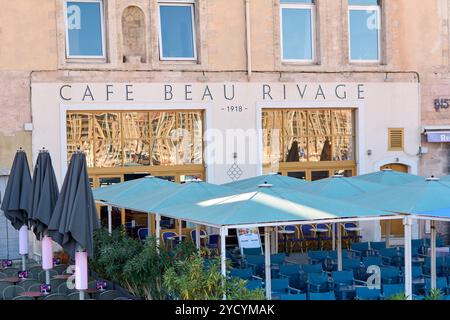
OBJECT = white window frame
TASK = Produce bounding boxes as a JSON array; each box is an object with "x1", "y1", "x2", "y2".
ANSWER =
[
  {"x1": 157, "y1": 0, "x2": 198, "y2": 61},
  {"x1": 280, "y1": 1, "x2": 316, "y2": 63},
  {"x1": 64, "y1": 0, "x2": 106, "y2": 59},
  {"x1": 348, "y1": 2, "x2": 381, "y2": 63}
]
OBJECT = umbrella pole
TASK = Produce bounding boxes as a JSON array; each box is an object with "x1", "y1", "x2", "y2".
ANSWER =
[
  {"x1": 196, "y1": 224, "x2": 201, "y2": 250},
  {"x1": 155, "y1": 214, "x2": 161, "y2": 249},
  {"x1": 386, "y1": 221, "x2": 391, "y2": 247},
  {"x1": 178, "y1": 220, "x2": 182, "y2": 242},
  {"x1": 403, "y1": 216, "x2": 413, "y2": 300},
  {"x1": 337, "y1": 223, "x2": 342, "y2": 271},
  {"x1": 431, "y1": 220, "x2": 437, "y2": 290},
  {"x1": 46, "y1": 270, "x2": 51, "y2": 285},
  {"x1": 19, "y1": 225, "x2": 28, "y2": 271},
  {"x1": 220, "y1": 227, "x2": 227, "y2": 300},
  {"x1": 75, "y1": 246, "x2": 88, "y2": 301},
  {"x1": 107, "y1": 205, "x2": 112, "y2": 235},
  {"x1": 264, "y1": 227, "x2": 272, "y2": 300},
  {"x1": 332, "y1": 223, "x2": 336, "y2": 251}
]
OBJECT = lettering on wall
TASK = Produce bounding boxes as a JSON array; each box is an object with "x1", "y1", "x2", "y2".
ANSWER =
[{"x1": 434, "y1": 98, "x2": 450, "y2": 111}]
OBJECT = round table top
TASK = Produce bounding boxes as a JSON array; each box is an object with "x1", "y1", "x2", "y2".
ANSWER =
[
  {"x1": 2, "y1": 277, "x2": 20, "y2": 283},
  {"x1": 345, "y1": 227, "x2": 363, "y2": 232},
  {"x1": 278, "y1": 230, "x2": 295, "y2": 234},
  {"x1": 311, "y1": 228, "x2": 329, "y2": 233},
  {"x1": 53, "y1": 274, "x2": 72, "y2": 280},
  {"x1": 19, "y1": 291, "x2": 44, "y2": 298}
]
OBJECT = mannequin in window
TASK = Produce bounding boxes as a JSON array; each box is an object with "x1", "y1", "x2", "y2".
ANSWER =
[
  {"x1": 320, "y1": 138, "x2": 332, "y2": 161},
  {"x1": 286, "y1": 141, "x2": 300, "y2": 162}
]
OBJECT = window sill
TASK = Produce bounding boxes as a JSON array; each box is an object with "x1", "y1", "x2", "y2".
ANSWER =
[
  {"x1": 281, "y1": 61, "x2": 320, "y2": 67},
  {"x1": 65, "y1": 58, "x2": 108, "y2": 64}
]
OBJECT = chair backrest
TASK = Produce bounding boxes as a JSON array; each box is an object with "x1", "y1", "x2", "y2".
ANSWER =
[
  {"x1": 137, "y1": 228, "x2": 149, "y2": 241},
  {"x1": 302, "y1": 263, "x2": 323, "y2": 274},
  {"x1": 39, "y1": 269, "x2": 58, "y2": 283},
  {"x1": 162, "y1": 231, "x2": 178, "y2": 243},
  {"x1": 331, "y1": 271, "x2": 354, "y2": 284},
  {"x1": 315, "y1": 224, "x2": 330, "y2": 235},
  {"x1": 425, "y1": 256, "x2": 445, "y2": 267},
  {"x1": 53, "y1": 264, "x2": 70, "y2": 275},
  {"x1": 309, "y1": 291, "x2": 336, "y2": 300},
  {"x1": 68, "y1": 292, "x2": 81, "y2": 300},
  {"x1": 20, "y1": 279, "x2": 41, "y2": 291},
  {"x1": 243, "y1": 247, "x2": 262, "y2": 256},
  {"x1": 271, "y1": 278, "x2": 289, "y2": 293},
  {"x1": 344, "y1": 222, "x2": 357, "y2": 229},
  {"x1": 383, "y1": 284, "x2": 405, "y2": 299},
  {"x1": 370, "y1": 241, "x2": 386, "y2": 251},
  {"x1": 43, "y1": 293, "x2": 68, "y2": 300},
  {"x1": 356, "y1": 287, "x2": 381, "y2": 300},
  {"x1": 351, "y1": 242, "x2": 369, "y2": 252},
  {"x1": 279, "y1": 264, "x2": 301, "y2": 276},
  {"x1": 190, "y1": 229, "x2": 207, "y2": 243},
  {"x1": 245, "y1": 279, "x2": 262, "y2": 290},
  {"x1": 3, "y1": 267, "x2": 19, "y2": 277},
  {"x1": 342, "y1": 258, "x2": 361, "y2": 271},
  {"x1": 307, "y1": 272, "x2": 328, "y2": 285},
  {"x1": 99, "y1": 290, "x2": 123, "y2": 300},
  {"x1": 425, "y1": 277, "x2": 448, "y2": 290},
  {"x1": 12, "y1": 295, "x2": 34, "y2": 300},
  {"x1": 230, "y1": 268, "x2": 253, "y2": 280},
  {"x1": 411, "y1": 266, "x2": 423, "y2": 278},
  {"x1": 308, "y1": 250, "x2": 328, "y2": 261},
  {"x1": 362, "y1": 256, "x2": 383, "y2": 267},
  {"x1": 327, "y1": 251, "x2": 337, "y2": 259},
  {"x1": 208, "y1": 234, "x2": 220, "y2": 245},
  {"x1": 411, "y1": 239, "x2": 424, "y2": 248},
  {"x1": 57, "y1": 282, "x2": 77, "y2": 295},
  {"x1": 29, "y1": 284, "x2": 43, "y2": 292},
  {"x1": 3, "y1": 285, "x2": 25, "y2": 300},
  {"x1": 284, "y1": 225, "x2": 296, "y2": 233},
  {"x1": 278, "y1": 293, "x2": 307, "y2": 300},
  {"x1": 28, "y1": 266, "x2": 43, "y2": 275},
  {"x1": 271, "y1": 253, "x2": 286, "y2": 265},
  {"x1": 245, "y1": 254, "x2": 265, "y2": 266},
  {"x1": 379, "y1": 248, "x2": 398, "y2": 258},
  {"x1": 380, "y1": 267, "x2": 400, "y2": 279},
  {"x1": 301, "y1": 225, "x2": 314, "y2": 237},
  {"x1": 0, "y1": 272, "x2": 7, "y2": 279}
]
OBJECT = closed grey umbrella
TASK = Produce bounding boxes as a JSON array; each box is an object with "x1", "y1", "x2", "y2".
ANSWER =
[
  {"x1": 30, "y1": 149, "x2": 59, "y2": 240},
  {"x1": 0, "y1": 148, "x2": 32, "y2": 270},
  {"x1": 47, "y1": 152, "x2": 100, "y2": 258}
]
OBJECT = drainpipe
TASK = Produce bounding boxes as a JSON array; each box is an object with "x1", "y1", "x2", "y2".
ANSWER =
[{"x1": 245, "y1": 0, "x2": 252, "y2": 78}]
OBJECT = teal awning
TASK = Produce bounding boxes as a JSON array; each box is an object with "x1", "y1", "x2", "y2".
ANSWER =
[
  {"x1": 441, "y1": 175, "x2": 450, "y2": 182},
  {"x1": 351, "y1": 169, "x2": 424, "y2": 186},
  {"x1": 351, "y1": 178, "x2": 450, "y2": 216},
  {"x1": 222, "y1": 173, "x2": 307, "y2": 191},
  {"x1": 292, "y1": 175, "x2": 386, "y2": 199},
  {"x1": 157, "y1": 186, "x2": 392, "y2": 228}
]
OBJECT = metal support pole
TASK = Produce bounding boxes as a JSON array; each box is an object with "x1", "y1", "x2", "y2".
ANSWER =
[
  {"x1": 196, "y1": 224, "x2": 201, "y2": 250},
  {"x1": 386, "y1": 220, "x2": 391, "y2": 247},
  {"x1": 107, "y1": 205, "x2": 112, "y2": 235},
  {"x1": 332, "y1": 223, "x2": 336, "y2": 251},
  {"x1": 178, "y1": 219, "x2": 183, "y2": 242},
  {"x1": 155, "y1": 214, "x2": 161, "y2": 248},
  {"x1": 45, "y1": 270, "x2": 51, "y2": 285},
  {"x1": 431, "y1": 220, "x2": 437, "y2": 290},
  {"x1": 147, "y1": 212, "x2": 151, "y2": 236},
  {"x1": 220, "y1": 227, "x2": 227, "y2": 300},
  {"x1": 403, "y1": 216, "x2": 413, "y2": 300},
  {"x1": 21, "y1": 255, "x2": 26, "y2": 271},
  {"x1": 264, "y1": 227, "x2": 272, "y2": 300},
  {"x1": 337, "y1": 223, "x2": 343, "y2": 271}
]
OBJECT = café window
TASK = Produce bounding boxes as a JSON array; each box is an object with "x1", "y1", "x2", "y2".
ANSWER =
[
  {"x1": 66, "y1": 110, "x2": 203, "y2": 168},
  {"x1": 280, "y1": 0, "x2": 315, "y2": 62},
  {"x1": 158, "y1": 1, "x2": 197, "y2": 60},
  {"x1": 262, "y1": 109, "x2": 355, "y2": 164},
  {"x1": 348, "y1": 0, "x2": 381, "y2": 62},
  {"x1": 64, "y1": 0, "x2": 106, "y2": 59}
]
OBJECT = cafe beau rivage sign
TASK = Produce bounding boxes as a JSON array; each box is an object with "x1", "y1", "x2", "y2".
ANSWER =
[{"x1": 58, "y1": 83, "x2": 366, "y2": 103}]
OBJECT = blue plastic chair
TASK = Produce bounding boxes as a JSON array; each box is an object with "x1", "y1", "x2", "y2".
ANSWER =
[
  {"x1": 380, "y1": 267, "x2": 402, "y2": 284},
  {"x1": 230, "y1": 268, "x2": 254, "y2": 280},
  {"x1": 424, "y1": 256, "x2": 446, "y2": 277},
  {"x1": 382, "y1": 283, "x2": 405, "y2": 299},
  {"x1": 277, "y1": 293, "x2": 307, "y2": 300},
  {"x1": 243, "y1": 247, "x2": 262, "y2": 256},
  {"x1": 308, "y1": 251, "x2": 329, "y2": 264},
  {"x1": 370, "y1": 241, "x2": 386, "y2": 252},
  {"x1": 245, "y1": 255, "x2": 265, "y2": 277},
  {"x1": 207, "y1": 234, "x2": 220, "y2": 250},
  {"x1": 355, "y1": 287, "x2": 382, "y2": 300},
  {"x1": 271, "y1": 253, "x2": 286, "y2": 267},
  {"x1": 350, "y1": 242, "x2": 370, "y2": 257},
  {"x1": 309, "y1": 291, "x2": 336, "y2": 300},
  {"x1": 279, "y1": 264, "x2": 304, "y2": 290},
  {"x1": 362, "y1": 256, "x2": 383, "y2": 267},
  {"x1": 137, "y1": 228, "x2": 148, "y2": 241},
  {"x1": 424, "y1": 277, "x2": 449, "y2": 295},
  {"x1": 342, "y1": 258, "x2": 361, "y2": 272},
  {"x1": 301, "y1": 225, "x2": 318, "y2": 250},
  {"x1": 191, "y1": 229, "x2": 207, "y2": 247},
  {"x1": 271, "y1": 278, "x2": 302, "y2": 295},
  {"x1": 162, "y1": 231, "x2": 178, "y2": 246},
  {"x1": 302, "y1": 263, "x2": 323, "y2": 274},
  {"x1": 245, "y1": 279, "x2": 263, "y2": 291},
  {"x1": 307, "y1": 272, "x2": 331, "y2": 293},
  {"x1": 379, "y1": 248, "x2": 401, "y2": 266}
]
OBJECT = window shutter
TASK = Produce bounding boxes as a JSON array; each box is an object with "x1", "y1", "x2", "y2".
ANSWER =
[{"x1": 388, "y1": 128, "x2": 404, "y2": 151}]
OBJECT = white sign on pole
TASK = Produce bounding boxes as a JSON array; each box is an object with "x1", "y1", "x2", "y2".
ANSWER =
[{"x1": 237, "y1": 227, "x2": 262, "y2": 256}]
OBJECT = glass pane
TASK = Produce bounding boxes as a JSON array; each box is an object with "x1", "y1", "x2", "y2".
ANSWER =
[
  {"x1": 180, "y1": 174, "x2": 202, "y2": 183},
  {"x1": 151, "y1": 138, "x2": 177, "y2": 166},
  {"x1": 332, "y1": 110, "x2": 354, "y2": 135},
  {"x1": 284, "y1": 137, "x2": 308, "y2": 162},
  {"x1": 150, "y1": 111, "x2": 176, "y2": 138},
  {"x1": 123, "y1": 140, "x2": 151, "y2": 166},
  {"x1": 66, "y1": 1, "x2": 104, "y2": 57},
  {"x1": 284, "y1": 110, "x2": 307, "y2": 136},
  {"x1": 122, "y1": 112, "x2": 149, "y2": 140},
  {"x1": 333, "y1": 136, "x2": 354, "y2": 161},
  {"x1": 88, "y1": 177, "x2": 94, "y2": 188},
  {"x1": 348, "y1": 0, "x2": 379, "y2": 5},
  {"x1": 95, "y1": 113, "x2": 121, "y2": 140},
  {"x1": 287, "y1": 171, "x2": 306, "y2": 180},
  {"x1": 311, "y1": 171, "x2": 330, "y2": 181},
  {"x1": 178, "y1": 112, "x2": 203, "y2": 165},
  {"x1": 66, "y1": 113, "x2": 94, "y2": 167},
  {"x1": 349, "y1": 9, "x2": 379, "y2": 61},
  {"x1": 282, "y1": 8, "x2": 313, "y2": 60},
  {"x1": 95, "y1": 139, "x2": 122, "y2": 167},
  {"x1": 99, "y1": 177, "x2": 121, "y2": 187},
  {"x1": 308, "y1": 136, "x2": 332, "y2": 162},
  {"x1": 262, "y1": 111, "x2": 283, "y2": 164},
  {"x1": 307, "y1": 110, "x2": 332, "y2": 136},
  {"x1": 155, "y1": 176, "x2": 176, "y2": 182},
  {"x1": 159, "y1": 5, "x2": 195, "y2": 58},
  {"x1": 334, "y1": 169, "x2": 353, "y2": 177}
]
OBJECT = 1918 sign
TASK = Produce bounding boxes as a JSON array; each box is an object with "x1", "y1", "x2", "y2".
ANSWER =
[{"x1": 434, "y1": 98, "x2": 450, "y2": 111}]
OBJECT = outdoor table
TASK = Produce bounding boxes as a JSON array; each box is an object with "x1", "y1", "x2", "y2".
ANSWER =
[
  {"x1": 311, "y1": 228, "x2": 328, "y2": 250},
  {"x1": 278, "y1": 229, "x2": 295, "y2": 256},
  {"x1": 2, "y1": 277, "x2": 21, "y2": 285},
  {"x1": 19, "y1": 291, "x2": 45, "y2": 300}
]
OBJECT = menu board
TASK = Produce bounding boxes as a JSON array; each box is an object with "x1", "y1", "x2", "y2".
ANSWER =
[{"x1": 237, "y1": 227, "x2": 262, "y2": 256}]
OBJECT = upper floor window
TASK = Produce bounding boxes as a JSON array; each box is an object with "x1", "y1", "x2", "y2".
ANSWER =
[
  {"x1": 348, "y1": 0, "x2": 381, "y2": 62},
  {"x1": 280, "y1": 0, "x2": 315, "y2": 62},
  {"x1": 158, "y1": 1, "x2": 197, "y2": 61},
  {"x1": 64, "y1": 0, "x2": 106, "y2": 59}
]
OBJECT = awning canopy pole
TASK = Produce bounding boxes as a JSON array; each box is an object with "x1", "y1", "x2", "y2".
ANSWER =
[
  {"x1": 264, "y1": 227, "x2": 272, "y2": 300},
  {"x1": 403, "y1": 216, "x2": 413, "y2": 300},
  {"x1": 431, "y1": 220, "x2": 437, "y2": 290},
  {"x1": 337, "y1": 222, "x2": 342, "y2": 271},
  {"x1": 107, "y1": 205, "x2": 112, "y2": 235},
  {"x1": 220, "y1": 227, "x2": 227, "y2": 300}
]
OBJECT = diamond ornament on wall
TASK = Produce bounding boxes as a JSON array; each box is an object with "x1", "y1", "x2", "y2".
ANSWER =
[{"x1": 227, "y1": 152, "x2": 243, "y2": 181}]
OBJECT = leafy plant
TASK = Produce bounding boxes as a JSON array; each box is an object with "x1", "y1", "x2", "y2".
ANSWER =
[
  {"x1": 388, "y1": 293, "x2": 408, "y2": 300},
  {"x1": 425, "y1": 288, "x2": 443, "y2": 300}
]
